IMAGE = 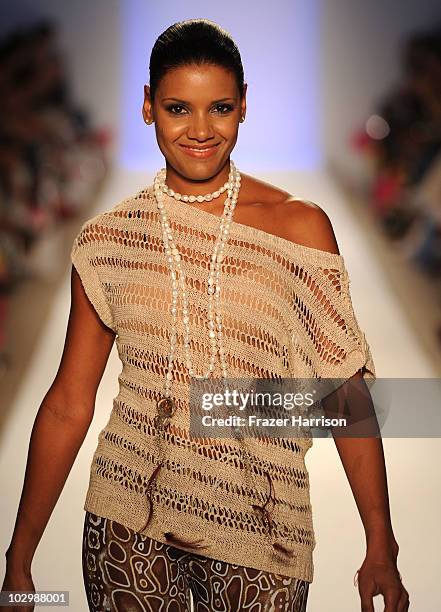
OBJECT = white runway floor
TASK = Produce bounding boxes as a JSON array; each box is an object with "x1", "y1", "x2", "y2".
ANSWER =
[{"x1": 1, "y1": 167, "x2": 440, "y2": 611}]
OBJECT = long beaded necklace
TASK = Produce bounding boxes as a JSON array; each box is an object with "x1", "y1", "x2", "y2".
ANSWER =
[
  {"x1": 153, "y1": 159, "x2": 240, "y2": 414},
  {"x1": 147, "y1": 161, "x2": 275, "y2": 542}
]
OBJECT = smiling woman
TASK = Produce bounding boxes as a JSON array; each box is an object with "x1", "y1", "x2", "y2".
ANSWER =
[
  {"x1": 2, "y1": 17, "x2": 409, "y2": 612},
  {"x1": 142, "y1": 60, "x2": 246, "y2": 182}
]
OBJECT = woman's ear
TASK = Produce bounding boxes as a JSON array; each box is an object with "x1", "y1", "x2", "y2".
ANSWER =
[
  {"x1": 241, "y1": 82, "x2": 248, "y2": 117},
  {"x1": 142, "y1": 85, "x2": 153, "y2": 124}
]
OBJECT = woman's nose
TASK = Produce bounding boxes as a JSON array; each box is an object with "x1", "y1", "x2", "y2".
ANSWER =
[{"x1": 187, "y1": 113, "x2": 215, "y2": 140}]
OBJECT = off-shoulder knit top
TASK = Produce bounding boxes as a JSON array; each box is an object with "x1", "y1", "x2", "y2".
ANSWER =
[{"x1": 70, "y1": 183, "x2": 376, "y2": 583}]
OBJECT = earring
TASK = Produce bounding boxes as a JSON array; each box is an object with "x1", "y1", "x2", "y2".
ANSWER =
[
  {"x1": 145, "y1": 118, "x2": 153, "y2": 125},
  {"x1": 240, "y1": 115, "x2": 245, "y2": 123}
]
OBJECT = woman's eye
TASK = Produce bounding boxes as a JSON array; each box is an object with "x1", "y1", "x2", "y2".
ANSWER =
[
  {"x1": 167, "y1": 105, "x2": 186, "y2": 115},
  {"x1": 215, "y1": 104, "x2": 234, "y2": 113},
  {"x1": 166, "y1": 104, "x2": 234, "y2": 115}
]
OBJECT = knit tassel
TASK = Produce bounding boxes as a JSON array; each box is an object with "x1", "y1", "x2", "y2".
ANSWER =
[
  {"x1": 164, "y1": 531, "x2": 207, "y2": 549},
  {"x1": 272, "y1": 542, "x2": 297, "y2": 558},
  {"x1": 251, "y1": 470, "x2": 275, "y2": 534},
  {"x1": 139, "y1": 463, "x2": 163, "y2": 532}
]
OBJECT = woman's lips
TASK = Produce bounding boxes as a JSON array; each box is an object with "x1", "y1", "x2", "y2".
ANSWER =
[{"x1": 179, "y1": 143, "x2": 220, "y2": 158}]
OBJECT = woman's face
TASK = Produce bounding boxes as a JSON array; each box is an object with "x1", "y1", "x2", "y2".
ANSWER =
[{"x1": 142, "y1": 63, "x2": 247, "y2": 190}]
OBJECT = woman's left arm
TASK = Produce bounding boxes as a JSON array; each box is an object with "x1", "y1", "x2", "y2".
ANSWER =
[
  {"x1": 322, "y1": 371, "x2": 410, "y2": 612},
  {"x1": 282, "y1": 202, "x2": 410, "y2": 609}
]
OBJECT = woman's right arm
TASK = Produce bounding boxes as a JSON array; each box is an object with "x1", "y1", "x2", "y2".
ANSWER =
[{"x1": 2, "y1": 264, "x2": 116, "y2": 584}]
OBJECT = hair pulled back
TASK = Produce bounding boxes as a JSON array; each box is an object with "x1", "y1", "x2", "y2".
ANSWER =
[{"x1": 149, "y1": 19, "x2": 245, "y2": 102}]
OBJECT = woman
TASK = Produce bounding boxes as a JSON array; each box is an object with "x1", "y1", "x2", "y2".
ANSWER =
[{"x1": 2, "y1": 19, "x2": 409, "y2": 612}]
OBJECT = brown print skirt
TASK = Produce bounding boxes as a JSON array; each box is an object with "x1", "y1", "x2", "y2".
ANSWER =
[{"x1": 82, "y1": 511, "x2": 310, "y2": 612}]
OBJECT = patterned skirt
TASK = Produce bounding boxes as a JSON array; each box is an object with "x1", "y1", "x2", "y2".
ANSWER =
[{"x1": 82, "y1": 511, "x2": 310, "y2": 611}]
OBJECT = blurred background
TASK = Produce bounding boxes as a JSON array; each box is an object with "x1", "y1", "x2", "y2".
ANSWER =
[{"x1": 0, "y1": 1, "x2": 440, "y2": 610}]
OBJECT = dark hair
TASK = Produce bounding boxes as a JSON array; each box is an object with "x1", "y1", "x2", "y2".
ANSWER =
[{"x1": 149, "y1": 18, "x2": 245, "y2": 103}]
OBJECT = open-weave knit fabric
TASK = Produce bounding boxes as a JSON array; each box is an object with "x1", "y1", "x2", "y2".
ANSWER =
[{"x1": 70, "y1": 183, "x2": 376, "y2": 583}]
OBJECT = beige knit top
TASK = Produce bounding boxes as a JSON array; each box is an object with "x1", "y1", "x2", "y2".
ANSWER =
[{"x1": 70, "y1": 183, "x2": 376, "y2": 583}]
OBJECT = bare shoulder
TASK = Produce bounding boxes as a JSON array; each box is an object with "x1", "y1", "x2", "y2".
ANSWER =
[
  {"x1": 277, "y1": 197, "x2": 340, "y2": 255},
  {"x1": 240, "y1": 173, "x2": 340, "y2": 255}
]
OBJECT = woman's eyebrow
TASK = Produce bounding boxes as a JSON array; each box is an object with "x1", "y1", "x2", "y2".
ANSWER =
[{"x1": 161, "y1": 97, "x2": 236, "y2": 104}]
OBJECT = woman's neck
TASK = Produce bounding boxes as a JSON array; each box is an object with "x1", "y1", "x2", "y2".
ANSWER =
[{"x1": 164, "y1": 161, "x2": 232, "y2": 195}]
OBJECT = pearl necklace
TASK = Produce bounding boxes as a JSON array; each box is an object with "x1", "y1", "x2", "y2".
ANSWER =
[
  {"x1": 153, "y1": 160, "x2": 241, "y2": 414},
  {"x1": 148, "y1": 163, "x2": 276, "y2": 542},
  {"x1": 160, "y1": 173, "x2": 232, "y2": 203}
]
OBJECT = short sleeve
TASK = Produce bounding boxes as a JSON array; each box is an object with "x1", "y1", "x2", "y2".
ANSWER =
[
  {"x1": 70, "y1": 219, "x2": 114, "y2": 331},
  {"x1": 314, "y1": 258, "x2": 376, "y2": 382},
  {"x1": 290, "y1": 254, "x2": 376, "y2": 384}
]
